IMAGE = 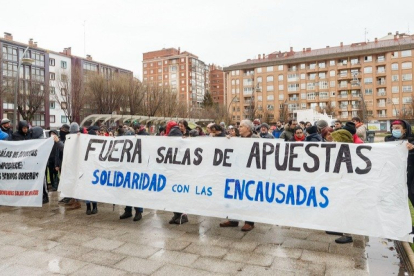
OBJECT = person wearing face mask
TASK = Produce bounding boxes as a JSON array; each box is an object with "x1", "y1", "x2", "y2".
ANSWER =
[{"x1": 385, "y1": 120, "x2": 414, "y2": 233}]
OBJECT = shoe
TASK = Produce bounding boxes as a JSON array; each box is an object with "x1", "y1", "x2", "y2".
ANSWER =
[
  {"x1": 67, "y1": 201, "x2": 81, "y2": 210},
  {"x1": 51, "y1": 187, "x2": 57, "y2": 192},
  {"x1": 133, "y1": 212, "x2": 142, "y2": 221},
  {"x1": 326, "y1": 231, "x2": 343, "y2": 236},
  {"x1": 65, "y1": 198, "x2": 75, "y2": 206},
  {"x1": 335, "y1": 236, "x2": 353, "y2": 244},
  {"x1": 219, "y1": 221, "x2": 239, "y2": 227},
  {"x1": 241, "y1": 223, "x2": 254, "y2": 232},
  {"x1": 86, "y1": 203, "x2": 91, "y2": 215},
  {"x1": 42, "y1": 197, "x2": 49, "y2": 204},
  {"x1": 91, "y1": 202, "x2": 98, "y2": 214},
  {"x1": 120, "y1": 212, "x2": 132, "y2": 219},
  {"x1": 86, "y1": 209, "x2": 92, "y2": 215},
  {"x1": 169, "y1": 213, "x2": 180, "y2": 224},
  {"x1": 58, "y1": 197, "x2": 69, "y2": 204},
  {"x1": 91, "y1": 208, "x2": 98, "y2": 214},
  {"x1": 174, "y1": 214, "x2": 188, "y2": 225}
]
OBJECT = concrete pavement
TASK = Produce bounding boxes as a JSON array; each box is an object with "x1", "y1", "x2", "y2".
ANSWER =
[{"x1": 0, "y1": 192, "x2": 376, "y2": 275}]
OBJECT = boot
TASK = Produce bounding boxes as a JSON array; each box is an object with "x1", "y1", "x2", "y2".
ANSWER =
[
  {"x1": 86, "y1": 203, "x2": 92, "y2": 215},
  {"x1": 133, "y1": 212, "x2": 142, "y2": 221},
  {"x1": 120, "y1": 211, "x2": 132, "y2": 219},
  {"x1": 91, "y1": 202, "x2": 98, "y2": 214},
  {"x1": 169, "y1": 213, "x2": 181, "y2": 224},
  {"x1": 42, "y1": 196, "x2": 49, "y2": 204},
  {"x1": 67, "y1": 200, "x2": 81, "y2": 210},
  {"x1": 51, "y1": 177, "x2": 59, "y2": 192}
]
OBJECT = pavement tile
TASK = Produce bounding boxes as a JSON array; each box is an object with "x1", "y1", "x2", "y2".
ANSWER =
[
  {"x1": 0, "y1": 264, "x2": 47, "y2": 275},
  {"x1": 45, "y1": 257, "x2": 89, "y2": 274},
  {"x1": 224, "y1": 248, "x2": 274, "y2": 266},
  {"x1": 267, "y1": 227, "x2": 311, "y2": 239},
  {"x1": 83, "y1": 237, "x2": 125, "y2": 251},
  {"x1": 241, "y1": 231, "x2": 286, "y2": 244},
  {"x1": 46, "y1": 243, "x2": 94, "y2": 259},
  {"x1": 325, "y1": 266, "x2": 369, "y2": 276},
  {"x1": 14, "y1": 237, "x2": 59, "y2": 251},
  {"x1": 112, "y1": 243, "x2": 161, "y2": 258},
  {"x1": 282, "y1": 238, "x2": 330, "y2": 253},
  {"x1": 328, "y1": 243, "x2": 366, "y2": 257},
  {"x1": 191, "y1": 256, "x2": 244, "y2": 274},
  {"x1": 254, "y1": 244, "x2": 303, "y2": 259},
  {"x1": 149, "y1": 249, "x2": 200, "y2": 265},
  {"x1": 184, "y1": 243, "x2": 229, "y2": 258},
  {"x1": 236, "y1": 264, "x2": 295, "y2": 276},
  {"x1": 0, "y1": 232, "x2": 35, "y2": 245},
  {"x1": 271, "y1": 256, "x2": 326, "y2": 274},
  {"x1": 114, "y1": 256, "x2": 163, "y2": 274},
  {"x1": 205, "y1": 227, "x2": 246, "y2": 239},
  {"x1": 75, "y1": 249, "x2": 127, "y2": 266},
  {"x1": 0, "y1": 245, "x2": 27, "y2": 258},
  {"x1": 145, "y1": 238, "x2": 192, "y2": 251},
  {"x1": 71, "y1": 263, "x2": 128, "y2": 276},
  {"x1": 152, "y1": 264, "x2": 223, "y2": 276},
  {"x1": 301, "y1": 249, "x2": 355, "y2": 268},
  {"x1": 307, "y1": 232, "x2": 340, "y2": 243}
]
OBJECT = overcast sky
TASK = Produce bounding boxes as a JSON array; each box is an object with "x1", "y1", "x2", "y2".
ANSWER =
[{"x1": 1, "y1": 0, "x2": 413, "y2": 78}]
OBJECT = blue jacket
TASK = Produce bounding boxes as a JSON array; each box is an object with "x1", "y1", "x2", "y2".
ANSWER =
[{"x1": 0, "y1": 128, "x2": 8, "y2": 140}]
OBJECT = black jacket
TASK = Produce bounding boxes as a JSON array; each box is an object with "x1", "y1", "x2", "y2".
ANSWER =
[
  {"x1": 168, "y1": 126, "x2": 182, "y2": 137},
  {"x1": 0, "y1": 125, "x2": 13, "y2": 137},
  {"x1": 305, "y1": 133, "x2": 323, "y2": 142},
  {"x1": 385, "y1": 120, "x2": 414, "y2": 164},
  {"x1": 10, "y1": 120, "x2": 30, "y2": 141}
]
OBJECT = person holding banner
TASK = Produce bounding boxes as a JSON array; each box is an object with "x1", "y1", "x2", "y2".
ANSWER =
[
  {"x1": 290, "y1": 127, "x2": 305, "y2": 142},
  {"x1": 48, "y1": 130, "x2": 64, "y2": 192},
  {"x1": 0, "y1": 127, "x2": 8, "y2": 140},
  {"x1": 385, "y1": 120, "x2": 414, "y2": 232},
  {"x1": 280, "y1": 120, "x2": 296, "y2": 141},
  {"x1": 220, "y1": 119, "x2": 259, "y2": 232},
  {"x1": 9, "y1": 120, "x2": 30, "y2": 141},
  {"x1": 1, "y1": 118, "x2": 13, "y2": 137}
]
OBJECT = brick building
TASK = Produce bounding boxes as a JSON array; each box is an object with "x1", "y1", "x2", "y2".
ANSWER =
[
  {"x1": 142, "y1": 48, "x2": 208, "y2": 109},
  {"x1": 208, "y1": 64, "x2": 226, "y2": 105},
  {"x1": 224, "y1": 32, "x2": 414, "y2": 127}
]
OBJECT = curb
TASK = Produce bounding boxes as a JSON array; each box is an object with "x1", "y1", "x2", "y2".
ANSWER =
[{"x1": 403, "y1": 242, "x2": 414, "y2": 271}]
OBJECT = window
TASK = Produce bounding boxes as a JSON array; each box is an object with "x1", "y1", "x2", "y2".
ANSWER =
[
  {"x1": 256, "y1": 77, "x2": 262, "y2": 83},
  {"x1": 257, "y1": 96, "x2": 262, "y2": 101},
  {"x1": 278, "y1": 75, "x2": 283, "y2": 81},
  {"x1": 377, "y1": 55, "x2": 385, "y2": 62},
  {"x1": 309, "y1": 73, "x2": 316, "y2": 80},
  {"x1": 392, "y1": 86, "x2": 399, "y2": 93},
  {"x1": 50, "y1": 73, "x2": 55, "y2": 80},
  {"x1": 50, "y1": 101, "x2": 55, "y2": 109},
  {"x1": 32, "y1": 51, "x2": 44, "y2": 67},
  {"x1": 50, "y1": 115, "x2": 55, "y2": 123},
  {"x1": 364, "y1": 67, "x2": 372, "y2": 73},
  {"x1": 319, "y1": 72, "x2": 326, "y2": 79},
  {"x1": 61, "y1": 102, "x2": 67, "y2": 109},
  {"x1": 143, "y1": 63, "x2": 147, "y2": 67},
  {"x1": 330, "y1": 81, "x2": 335, "y2": 87},
  {"x1": 301, "y1": 93, "x2": 306, "y2": 99},
  {"x1": 300, "y1": 64, "x2": 305, "y2": 69},
  {"x1": 330, "y1": 60, "x2": 335, "y2": 66},
  {"x1": 365, "y1": 88, "x2": 373, "y2": 95},
  {"x1": 257, "y1": 68, "x2": 262, "y2": 73},
  {"x1": 364, "y1": 77, "x2": 372, "y2": 84},
  {"x1": 157, "y1": 69, "x2": 162, "y2": 73},
  {"x1": 301, "y1": 83, "x2": 305, "y2": 89},
  {"x1": 267, "y1": 104, "x2": 274, "y2": 110},
  {"x1": 402, "y1": 62, "x2": 412, "y2": 69},
  {"x1": 392, "y1": 63, "x2": 399, "y2": 70},
  {"x1": 319, "y1": 81, "x2": 328, "y2": 89},
  {"x1": 307, "y1": 93, "x2": 315, "y2": 100},
  {"x1": 330, "y1": 70, "x2": 335, "y2": 77},
  {"x1": 61, "y1": 115, "x2": 68, "y2": 123},
  {"x1": 402, "y1": 86, "x2": 413, "y2": 92},
  {"x1": 288, "y1": 84, "x2": 299, "y2": 92},
  {"x1": 402, "y1": 50, "x2": 412, "y2": 57},
  {"x1": 61, "y1": 88, "x2": 67, "y2": 96},
  {"x1": 49, "y1": 58, "x2": 55, "y2": 66},
  {"x1": 307, "y1": 83, "x2": 315, "y2": 90},
  {"x1": 267, "y1": 85, "x2": 274, "y2": 92},
  {"x1": 309, "y1": 63, "x2": 316, "y2": 70},
  {"x1": 267, "y1": 95, "x2": 274, "y2": 101},
  {"x1": 61, "y1": 61, "x2": 67, "y2": 69},
  {"x1": 278, "y1": 65, "x2": 283, "y2": 71},
  {"x1": 364, "y1": 56, "x2": 372, "y2": 62},
  {"x1": 392, "y1": 75, "x2": 399, "y2": 81},
  {"x1": 278, "y1": 84, "x2": 284, "y2": 90},
  {"x1": 50, "y1": 87, "x2": 55, "y2": 95},
  {"x1": 300, "y1": 73, "x2": 305, "y2": 80},
  {"x1": 279, "y1": 94, "x2": 284, "y2": 100},
  {"x1": 351, "y1": 58, "x2": 359, "y2": 65},
  {"x1": 32, "y1": 114, "x2": 45, "y2": 126},
  {"x1": 392, "y1": 98, "x2": 399, "y2": 104},
  {"x1": 318, "y1": 62, "x2": 325, "y2": 68},
  {"x1": 403, "y1": 74, "x2": 412, "y2": 81},
  {"x1": 266, "y1": 66, "x2": 273, "y2": 72},
  {"x1": 403, "y1": 97, "x2": 413, "y2": 104},
  {"x1": 2, "y1": 46, "x2": 17, "y2": 61},
  {"x1": 266, "y1": 76, "x2": 274, "y2": 82}
]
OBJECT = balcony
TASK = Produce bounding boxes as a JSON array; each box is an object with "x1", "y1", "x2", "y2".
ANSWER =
[
  {"x1": 338, "y1": 73, "x2": 349, "y2": 79},
  {"x1": 377, "y1": 103, "x2": 386, "y2": 108},
  {"x1": 352, "y1": 105, "x2": 361, "y2": 109},
  {"x1": 376, "y1": 70, "x2": 386, "y2": 76},
  {"x1": 377, "y1": 114, "x2": 387, "y2": 118},
  {"x1": 350, "y1": 62, "x2": 362, "y2": 68},
  {"x1": 376, "y1": 58, "x2": 386, "y2": 63},
  {"x1": 288, "y1": 68, "x2": 297, "y2": 72},
  {"x1": 339, "y1": 94, "x2": 349, "y2": 98},
  {"x1": 338, "y1": 63, "x2": 349, "y2": 68},
  {"x1": 340, "y1": 105, "x2": 348, "y2": 110},
  {"x1": 289, "y1": 98, "x2": 299, "y2": 101},
  {"x1": 377, "y1": 80, "x2": 386, "y2": 86},
  {"x1": 377, "y1": 91, "x2": 386, "y2": 97}
]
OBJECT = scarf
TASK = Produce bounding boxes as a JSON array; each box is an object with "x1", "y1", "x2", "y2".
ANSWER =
[
  {"x1": 294, "y1": 134, "x2": 305, "y2": 141},
  {"x1": 355, "y1": 122, "x2": 363, "y2": 128}
]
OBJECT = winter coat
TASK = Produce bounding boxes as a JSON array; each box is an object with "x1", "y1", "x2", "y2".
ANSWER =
[
  {"x1": 272, "y1": 127, "x2": 284, "y2": 138},
  {"x1": 0, "y1": 125, "x2": 12, "y2": 137},
  {"x1": 260, "y1": 132, "x2": 275, "y2": 139},
  {"x1": 356, "y1": 123, "x2": 367, "y2": 141},
  {"x1": 280, "y1": 128, "x2": 294, "y2": 141},
  {"x1": 353, "y1": 134, "x2": 364, "y2": 144},
  {"x1": 48, "y1": 141, "x2": 64, "y2": 167},
  {"x1": 168, "y1": 126, "x2": 182, "y2": 137},
  {"x1": 9, "y1": 120, "x2": 30, "y2": 141},
  {"x1": 385, "y1": 120, "x2": 414, "y2": 164},
  {"x1": 0, "y1": 128, "x2": 8, "y2": 140},
  {"x1": 137, "y1": 129, "x2": 149, "y2": 136},
  {"x1": 305, "y1": 133, "x2": 323, "y2": 142}
]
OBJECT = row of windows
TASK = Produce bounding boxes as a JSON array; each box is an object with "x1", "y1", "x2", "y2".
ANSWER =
[{"x1": 49, "y1": 59, "x2": 67, "y2": 69}]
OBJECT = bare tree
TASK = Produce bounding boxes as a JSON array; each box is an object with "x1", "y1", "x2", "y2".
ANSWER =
[
  {"x1": 278, "y1": 100, "x2": 289, "y2": 123},
  {"x1": 160, "y1": 87, "x2": 179, "y2": 117},
  {"x1": 17, "y1": 78, "x2": 47, "y2": 124},
  {"x1": 324, "y1": 103, "x2": 337, "y2": 117},
  {"x1": 142, "y1": 83, "x2": 164, "y2": 116},
  {"x1": 125, "y1": 77, "x2": 145, "y2": 115}
]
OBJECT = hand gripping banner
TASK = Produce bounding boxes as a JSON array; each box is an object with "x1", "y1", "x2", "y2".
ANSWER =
[
  {"x1": 0, "y1": 138, "x2": 53, "y2": 207},
  {"x1": 59, "y1": 134, "x2": 412, "y2": 241}
]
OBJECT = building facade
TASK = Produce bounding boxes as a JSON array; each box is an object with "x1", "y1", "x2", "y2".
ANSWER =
[
  {"x1": 0, "y1": 33, "x2": 133, "y2": 129},
  {"x1": 142, "y1": 48, "x2": 208, "y2": 109},
  {"x1": 208, "y1": 64, "x2": 226, "y2": 105},
  {"x1": 224, "y1": 32, "x2": 414, "y2": 128}
]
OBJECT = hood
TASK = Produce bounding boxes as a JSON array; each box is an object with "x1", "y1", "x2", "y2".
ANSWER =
[
  {"x1": 30, "y1": 126, "x2": 44, "y2": 139},
  {"x1": 165, "y1": 121, "x2": 178, "y2": 136},
  {"x1": 88, "y1": 125, "x2": 99, "y2": 135},
  {"x1": 70, "y1": 122, "x2": 80, "y2": 134},
  {"x1": 18, "y1": 120, "x2": 29, "y2": 133}
]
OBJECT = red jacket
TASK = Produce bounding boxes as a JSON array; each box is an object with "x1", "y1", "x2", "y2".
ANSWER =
[{"x1": 353, "y1": 134, "x2": 364, "y2": 144}]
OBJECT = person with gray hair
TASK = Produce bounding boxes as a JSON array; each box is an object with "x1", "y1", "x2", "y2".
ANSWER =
[
  {"x1": 220, "y1": 119, "x2": 259, "y2": 232},
  {"x1": 315, "y1": 120, "x2": 328, "y2": 134}
]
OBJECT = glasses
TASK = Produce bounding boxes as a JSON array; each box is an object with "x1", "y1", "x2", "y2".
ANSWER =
[{"x1": 296, "y1": 132, "x2": 303, "y2": 134}]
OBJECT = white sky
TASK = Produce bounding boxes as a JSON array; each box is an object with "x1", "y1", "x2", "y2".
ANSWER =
[{"x1": 1, "y1": 0, "x2": 413, "y2": 78}]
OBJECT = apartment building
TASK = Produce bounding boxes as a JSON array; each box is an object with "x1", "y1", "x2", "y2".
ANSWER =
[
  {"x1": 224, "y1": 32, "x2": 414, "y2": 127},
  {"x1": 0, "y1": 33, "x2": 133, "y2": 129},
  {"x1": 208, "y1": 64, "x2": 226, "y2": 105},
  {"x1": 142, "y1": 48, "x2": 208, "y2": 108}
]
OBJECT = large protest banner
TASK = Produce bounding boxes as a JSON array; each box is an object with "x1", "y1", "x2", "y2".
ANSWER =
[
  {"x1": 59, "y1": 134, "x2": 412, "y2": 241},
  {"x1": 0, "y1": 138, "x2": 53, "y2": 207}
]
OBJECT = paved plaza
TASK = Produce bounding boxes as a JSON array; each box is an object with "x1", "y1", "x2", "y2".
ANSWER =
[{"x1": 0, "y1": 192, "x2": 392, "y2": 275}]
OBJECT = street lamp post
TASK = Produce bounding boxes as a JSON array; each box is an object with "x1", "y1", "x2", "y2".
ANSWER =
[
  {"x1": 13, "y1": 46, "x2": 33, "y2": 129},
  {"x1": 248, "y1": 77, "x2": 261, "y2": 121},
  {"x1": 227, "y1": 95, "x2": 239, "y2": 122}
]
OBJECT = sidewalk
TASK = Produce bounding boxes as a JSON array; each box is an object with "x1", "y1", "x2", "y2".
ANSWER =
[{"x1": 0, "y1": 192, "x2": 382, "y2": 275}]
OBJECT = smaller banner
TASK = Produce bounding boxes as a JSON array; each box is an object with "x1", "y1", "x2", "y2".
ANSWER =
[{"x1": 0, "y1": 138, "x2": 53, "y2": 207}]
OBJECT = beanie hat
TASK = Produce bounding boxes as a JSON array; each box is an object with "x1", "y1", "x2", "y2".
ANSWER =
[
  {"x1": 189, "y1": 129, "x2": 199, "y2": 137},
  {"x1": 306, "y1": 125, "x2": 318, "y2": 135},
  {"x1": 331, "y1": 129, "x2": 353, "y2": 143},
  {"x1": 342, "y1": 122, "x2": 356, "y2": 135},
  {"x1": 61, "y1": 124, "x2": 70, "y2": 131},
  {"x1": 69, "y1": 122, "x2": 80, "y2": 134},
  {"x1": 315, "y1": 120, "x2": 328, "y2": 131},
  {"x1": 260, "y1": 123, "x2": 270, "y2": 130},
  {"x1": 392, "y1": 120, "x2": 406, "y2": 128},
  {"x1": 49, "y1": 130, "x2": 59, "y2": 137},
  {"x1": 1, "y1": 118, "x2": 10, "y2": 125}
]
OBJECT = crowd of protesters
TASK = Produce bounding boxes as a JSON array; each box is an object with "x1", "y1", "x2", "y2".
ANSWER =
[{"x1": 1, "y1": 115, "x2": 413, "y2": 245}]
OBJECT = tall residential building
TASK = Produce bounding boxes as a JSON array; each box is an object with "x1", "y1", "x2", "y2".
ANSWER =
[
  {"x1": 208, "y1": 64, "x2": 226, "y2": 105},
  {"x1": 0, "y1": 33, "x2": 133, "y2": 129},
  {"x1": 142, "y1": 48, "x2": 208, "y2": 109},
  {"x1": 224, "y1": 32, "x2": 414, "y2": 128}
]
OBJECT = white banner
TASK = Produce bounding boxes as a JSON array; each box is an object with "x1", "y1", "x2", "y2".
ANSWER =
[
  {"x1": 59, "y1": 134, "x2": 412, "y2": 241},
  {"x1": 0, "y1": 138, "x2": 53, "y2": 207}
]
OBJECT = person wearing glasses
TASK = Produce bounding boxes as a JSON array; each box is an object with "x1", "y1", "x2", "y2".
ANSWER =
[{"x1": 290, "y1": 127, "x2": 305, "y2": 142}]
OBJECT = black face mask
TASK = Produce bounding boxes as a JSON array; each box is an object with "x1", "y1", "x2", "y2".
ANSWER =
[{"x1": 60, "y1": 130, "x2": 68, "y2": 141}]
